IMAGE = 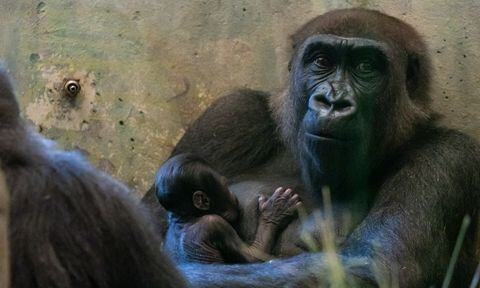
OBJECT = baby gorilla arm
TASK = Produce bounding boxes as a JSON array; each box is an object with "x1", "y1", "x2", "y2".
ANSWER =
[
  {"x1": 203, "y1": 215, "x2": 270, "y2": 263},
  {"x1": 209, "y1": 187, "x2": 301, "y2": 263},
  {"x1": 251, "y1": 187, "x2": 301, "y2": 254}
]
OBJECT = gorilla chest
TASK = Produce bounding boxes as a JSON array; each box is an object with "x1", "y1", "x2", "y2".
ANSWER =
[
  {"x1": 230, "y1": 176, "x2": 359, "y2": 257},
  {"x1": 229, "y1": 177, "x2": 352, "y2": 257}
]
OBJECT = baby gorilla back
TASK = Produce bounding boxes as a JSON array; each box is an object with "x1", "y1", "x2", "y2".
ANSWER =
[{"x1": 0, "y1": 68, "x2": 185, "y2": 288}]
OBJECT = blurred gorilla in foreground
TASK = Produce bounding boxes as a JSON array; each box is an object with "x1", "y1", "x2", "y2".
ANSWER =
[{"x1": 0, "y1": 68, "x2": 186, "y2": 288}]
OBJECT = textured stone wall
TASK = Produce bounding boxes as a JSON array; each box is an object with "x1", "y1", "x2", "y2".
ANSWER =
[{"x1": 0, "y1": 0, "x2": 478, "y2": 194}]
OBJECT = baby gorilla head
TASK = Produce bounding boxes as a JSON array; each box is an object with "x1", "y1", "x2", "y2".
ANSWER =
[{"x1": 155, "y1": 153, "x2": 239, "y2": 223}]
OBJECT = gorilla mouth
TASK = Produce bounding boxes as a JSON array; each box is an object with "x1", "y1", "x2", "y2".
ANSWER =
[{"x1": 305, "y1": 132, "x2": 345, "y2": 141}]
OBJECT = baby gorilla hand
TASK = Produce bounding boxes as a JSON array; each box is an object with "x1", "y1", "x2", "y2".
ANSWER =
[{"x1": 258, "y1": 187, "x2": 302, "y2": 230}]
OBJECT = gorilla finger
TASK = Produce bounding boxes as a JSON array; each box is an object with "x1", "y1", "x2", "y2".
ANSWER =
[
  {"x1": 288, "y1": 194, "x2": 299, "y2": 204},
  {"x1": 285, "y1": 201, "x2": 303, "y2": 213},
  {"x1": 272, "y1": 187, "x2": 285, "y2": 198},
  {"x1": 258, "y1": 196, "x2": 266, "y2": 208},
  {"x1": 274, "y1": 187, "x2": 284, "y2": 193},
  {"x1": 294, "y1": 202, "x2": 303, "y2": 210}
]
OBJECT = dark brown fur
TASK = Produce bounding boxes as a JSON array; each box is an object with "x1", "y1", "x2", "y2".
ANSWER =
[
  {"x1": 144, "y1": 8, "x2": 480, "y2": 287},
  {"x1": 0, "y1": 68, "x2": 186, "y2": 288}
]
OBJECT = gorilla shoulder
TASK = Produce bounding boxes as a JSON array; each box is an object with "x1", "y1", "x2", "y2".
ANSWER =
[{"x1": 173, "y1": 89, "x2": 282, "y2": 177}]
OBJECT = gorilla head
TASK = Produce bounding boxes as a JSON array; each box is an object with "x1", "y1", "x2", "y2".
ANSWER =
[{"x1": 271, "y1": 9, "x2": 433, "y2": 199}]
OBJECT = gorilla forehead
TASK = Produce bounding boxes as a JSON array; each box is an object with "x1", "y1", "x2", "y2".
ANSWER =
[
  {"x1": 291, "y1": 8, "x2": 425, "y2": 52},
  {"x1": 298, "y1": 34, "x2": 390, "y2": 58}
]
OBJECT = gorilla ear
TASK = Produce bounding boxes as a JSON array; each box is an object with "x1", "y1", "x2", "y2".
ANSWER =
[
  {"x1": 406, "y1": 53, "x2": 420, "y2": 95},
  {"x1": 192, "y1": 191, "x2": 210, "y2": 211},
  {"x1": 287, "y1": 37, "x2": 300, "y2": 72}
]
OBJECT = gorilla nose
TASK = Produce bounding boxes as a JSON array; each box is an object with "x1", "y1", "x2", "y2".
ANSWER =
[{"x1": 309, "y1": 93, "x2": 355, "y2": 116}]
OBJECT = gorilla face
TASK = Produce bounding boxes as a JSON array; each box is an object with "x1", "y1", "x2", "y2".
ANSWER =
[
  {"x1": 298, "y1": 35, "x2": 389, "y2": 145},
  {"x1": 290, "y1": 34, "x2": 392, "y2": 197}
]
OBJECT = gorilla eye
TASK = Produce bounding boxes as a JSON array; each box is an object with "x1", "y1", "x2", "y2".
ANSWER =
[
  {"x1": 313, "y1": 56, "x2": 332, "y2": 69},
  {"x1": 355, "y1": 59, "x2": 378, "y2": 74}
]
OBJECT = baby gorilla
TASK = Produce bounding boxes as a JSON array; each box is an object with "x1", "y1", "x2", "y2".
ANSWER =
[{"x1": 155, "y1": 153, "x2": 301, "y2": 264}]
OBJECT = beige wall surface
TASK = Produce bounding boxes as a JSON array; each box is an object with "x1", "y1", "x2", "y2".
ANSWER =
[{"x1": 0, "y1": 0, "x2": 478, "y2": 194}]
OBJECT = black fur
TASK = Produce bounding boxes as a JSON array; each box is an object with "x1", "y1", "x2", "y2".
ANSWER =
[
  {"x1": 172, "y1": 89, "x2": 282, "y2": 176},
  {"x1": 145, "y1": 8, "x2": 480, "y2": 288}
]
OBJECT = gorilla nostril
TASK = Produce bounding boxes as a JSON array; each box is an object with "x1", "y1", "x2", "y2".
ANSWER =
[
  {"x1": 309, "y1": 94, "x2": 354, "y2": 115},
  {"x1": 333, "y1": 100, "x2": 353, "y2": 111},
  {"x1": 310, "y1": 94, "x2": 331, "y2": 111}
]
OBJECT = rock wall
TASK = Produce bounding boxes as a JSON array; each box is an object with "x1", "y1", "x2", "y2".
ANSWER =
[{"x1": 0, "y1": 0, "x2": 478, "y2": 193}]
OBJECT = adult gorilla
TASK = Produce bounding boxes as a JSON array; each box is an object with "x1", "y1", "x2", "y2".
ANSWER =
[{"x1": 144, "y1": 8, "x2": 480, "y2": 287}]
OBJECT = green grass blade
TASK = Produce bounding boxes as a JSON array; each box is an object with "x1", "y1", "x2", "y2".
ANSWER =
[{"x1": 441, "y1": 215, "x2": 471, "y2": 288}]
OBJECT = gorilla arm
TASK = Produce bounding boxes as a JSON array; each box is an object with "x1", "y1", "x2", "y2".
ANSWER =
[
  {"x1": 179, "y1": 128, "x2": 480, "y2": 288},
  {"x1": 340, "y1": 129, "x2": 480, "y2": 287}
]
